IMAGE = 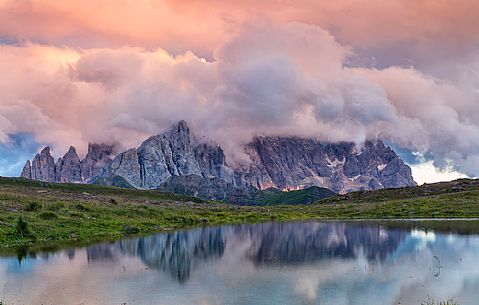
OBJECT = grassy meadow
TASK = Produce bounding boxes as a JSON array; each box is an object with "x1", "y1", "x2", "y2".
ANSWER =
[{"x1": 0, "y1": 177, "x2": 478, "y2": 250}]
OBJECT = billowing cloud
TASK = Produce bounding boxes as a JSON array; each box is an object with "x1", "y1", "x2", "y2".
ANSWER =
[
  {"x1": 355, "y1": 67, "x2": 479, "y2": 177},
  {"x1": 410, "y1": 161, "x2": 468, "y2": 186},
  {"x1": 0, "y1": 13, "x2": 478, "y2": 180}
]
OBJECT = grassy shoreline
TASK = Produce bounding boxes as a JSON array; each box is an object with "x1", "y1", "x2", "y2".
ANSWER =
[{"x1": 0, "y1": 177, "x2": 478, "y2": 251}]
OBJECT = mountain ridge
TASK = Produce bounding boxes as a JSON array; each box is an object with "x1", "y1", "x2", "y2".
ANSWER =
[
  {"x1": 21, "y1": 143, "x2": 115, "y2": 184},
  {"x1": 20, "y1": 120, "x2": 416, "y2": 201}
]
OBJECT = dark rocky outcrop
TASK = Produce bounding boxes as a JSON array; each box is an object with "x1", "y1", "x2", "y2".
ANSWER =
[{"x1": 21, "y1": 121, "x2": 416, "y2": 199}]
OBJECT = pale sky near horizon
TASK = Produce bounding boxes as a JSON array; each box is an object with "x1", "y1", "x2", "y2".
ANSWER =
[{"x1": 0, "y1": 0, "x2": 478, "y2": 183}]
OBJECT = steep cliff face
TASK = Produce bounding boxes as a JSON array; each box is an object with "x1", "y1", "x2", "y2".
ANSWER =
[
  {"x1": 81, "y1": 143, "x2": 114, "y2": 181},
  {"x1": 21, "y1": 121, "x2": 416, "y2": 196},
  {"x1": 21, "y1": 144, "x2": 114, "y2": 183},
  {"x1": 193, "y1": 143, "x2": 235, "y2": 183},
  {"x1": 21, "y1": 160, "x2": 31, "y2": 179},
  {"x1": 95, "y1": 121, "x2": 415, "y2": 194},
  {"x1": 55, "y1": 146, "x2": 82, "y2": 183},
  {"x1": 21, "y1": 147, "x2": 56, "y2": 182},
  {"x1": 235, "y1": 136, "x2": 416, "y2": 193},
  {"x1": 97, "y1": 121, "x2": 235, "y2": 189}
]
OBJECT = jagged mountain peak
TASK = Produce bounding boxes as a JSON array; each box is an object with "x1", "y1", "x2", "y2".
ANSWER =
[
  {"x1": 21, "y1": 143, "x2": 114, "y2": 184},
  {"x1": 162, "y1": 120, "x2": 190, "y2": 137},
  {"x1": 39, "y1": 146, "x2": 52, "y2": 157},
  {"x1": 55, "y1": 146, "x2": 81, "y2": 183},
  {"x1": 141, "y1": 120, "x2": 192, "y2": 146},
  {"x1": 174, "y1": 120, "x2": 189, "y2": 131},
  {"x1": 21, "y1": 146, "x2": 56, "y2": 182},
  {"x1": 21, "y1": 160, "x2": 31, "y2": 178},
  {"x1": 21, "y1": 120, "x2": 416, "y2": 199},
  {"x1": 65, "y1": 146, "x2": 79, "y2": 156},
  {"x1": 164, "y1": 120, "x2": 192, "y2": 143}
]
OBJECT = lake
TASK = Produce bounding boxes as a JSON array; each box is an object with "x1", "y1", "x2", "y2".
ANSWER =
[{"x1": 1, "y1": 220, "x2": 478, "y2": 305}]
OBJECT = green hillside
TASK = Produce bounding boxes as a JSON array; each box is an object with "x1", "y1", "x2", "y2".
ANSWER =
[
  {"x1": 245, "y1": 186, "x2": 336, "y2": 205},
  {"x1": 0, "y1": 177, "x2": 478, "y2": 250},
  {"x1": 320, "y1": 178, "x2": 479, "y2": 204}
]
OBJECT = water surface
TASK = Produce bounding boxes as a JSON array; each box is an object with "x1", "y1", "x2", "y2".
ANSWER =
[{"x1": 1, "y1": 220, "x2": 478, "y2": 305}]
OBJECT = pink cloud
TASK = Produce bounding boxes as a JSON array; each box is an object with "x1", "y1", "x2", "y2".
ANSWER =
[
  {"x1": 0, "y1": 20, "x2": 478, "y2": 177},
  {"x1": 1, "y1": 0, "x2": 478, "y2": 63}
]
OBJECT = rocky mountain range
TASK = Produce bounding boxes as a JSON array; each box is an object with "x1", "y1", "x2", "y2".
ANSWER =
[
  {"x1": 21, "y1": 143, "x2": 114, "y2": 184},
  {"x1": 20, "y1": 120, "x2": 416, "y2": 201}
]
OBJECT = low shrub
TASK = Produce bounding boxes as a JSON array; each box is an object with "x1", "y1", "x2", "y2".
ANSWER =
[
  {"x1": 25, "y1": 201, "x2": 42, "y2": 212},
  {"x1": 75, "y1": 204, "x2": 91, "y2": 212},
  {"x1": 123, "y1": 225, "x2": 140, "y2": 235},
  {"x1": 46, "y1": 202, "x2": 64, "y2": 211},
  {"x1": 38, "y1": 211, "x2": 58, "y2": 220},
  {"x1": 15, "y1": 215, "x2": 29, "y2": 237}
]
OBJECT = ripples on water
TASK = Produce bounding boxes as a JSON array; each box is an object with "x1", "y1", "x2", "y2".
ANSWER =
[{"x1": 1, "y1": 221, "x2": 478, "y2": 305}]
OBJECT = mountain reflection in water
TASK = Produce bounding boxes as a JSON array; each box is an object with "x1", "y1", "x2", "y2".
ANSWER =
[
  {"x1": 83, "y1": 222, "x2": 405, "y2": 283},
  {"x1": 2, "y1": 220, "x2": 478, "y2": 305},
  {"x1": 244, "y1": 222, "x2": 405, "y2": 265}
]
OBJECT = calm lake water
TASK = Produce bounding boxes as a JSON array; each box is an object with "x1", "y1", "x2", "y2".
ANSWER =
[{"x1": 1, "y1": 220, "x2": 479, "y2": 305}]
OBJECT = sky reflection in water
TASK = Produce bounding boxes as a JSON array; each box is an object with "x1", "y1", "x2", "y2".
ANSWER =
[{"x1": 0, "y1": 221, "x2": 478, "y2": 305}]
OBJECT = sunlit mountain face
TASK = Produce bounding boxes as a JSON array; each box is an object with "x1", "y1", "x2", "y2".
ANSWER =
[{"x1": 0, "y1": 1, "x2": 478, "y2": 183}]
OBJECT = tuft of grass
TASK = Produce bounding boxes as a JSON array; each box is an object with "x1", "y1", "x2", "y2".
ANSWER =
[
  {"x1": 74, "y1": 204, "x2": 91, "y2": 212},
  {"x1": 69, "y1": 212, "x2": 84, "y2": 218},
  {"x1": 38, "y1": 211, "x2": 58, "y2": 220},
  {"x1": 46, "y1": 202, "x2": 64, "y2": 211},
  {"x1": 25, "y1": 202, "x2": 42, "y2": 212}
]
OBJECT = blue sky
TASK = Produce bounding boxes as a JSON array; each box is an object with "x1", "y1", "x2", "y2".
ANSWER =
[{"x1": 0, "y1": 133, "x2": 41, "y2": 177}]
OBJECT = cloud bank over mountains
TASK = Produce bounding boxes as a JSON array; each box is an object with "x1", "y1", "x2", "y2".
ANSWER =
[{"x1": 0, "y1": 1, "x2": 478, "y2": 181}]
